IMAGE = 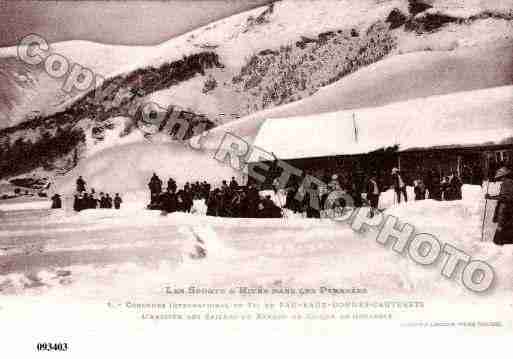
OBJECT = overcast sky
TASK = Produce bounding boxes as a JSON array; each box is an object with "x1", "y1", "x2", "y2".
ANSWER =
[{"x1": 0, "y1": 0, "x2": 271, "y2": 48}]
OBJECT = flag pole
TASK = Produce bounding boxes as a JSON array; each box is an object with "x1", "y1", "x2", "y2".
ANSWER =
[{"x1": 353, "y1": 113, "x2": 358, "y2": 143}]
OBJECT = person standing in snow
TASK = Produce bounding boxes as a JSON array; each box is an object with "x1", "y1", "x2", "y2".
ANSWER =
[
  {"x1": 51, "y1": 193, "x2": 62, "y2": 209},
  {"x1": 441, "y1": 176, "x2": 450, "y2": 200},
  {"x1": 167, "y1": 177, "x2": 176, "y2": 194},
  {"x1": 76, "y1": 176, "x2": 86, "y2": 193},
  {"x1": 391, "y1": 168, "x2": 407, "y2": 203},
  {"x1": 230, "y1": 176, "x2": 239, "y2": 191},
  {"x1": 148, "y1": 173, "x2": 163, "y2": 204},
  {"x1": 414, "y1": 179, "x2": 426, "y2": 201},
  {"x1": 485, "y1": 167, "x2": 513, "y2": 245},
  {"x1": 89, "y1": 189, "x2": 98, "y2": 209},
  {"x1": 449, "y1": 172, "x2": 463, "y2": 200},
  {"x1": 105, "y1": 193, "x2": 113, "y2": 209},
  {"x1": 366, "y1": 174, "x2": 381, "y2": 217},
  {"x1": 114, "y1": 193, "x2": 122, "y2": 209}
]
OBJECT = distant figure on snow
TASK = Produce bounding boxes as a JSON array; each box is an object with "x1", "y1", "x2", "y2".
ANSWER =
[
  {"x1": 76, "y1": 176, "x2": 86, "y2": 193},
  {"x1": 391, "y1": 168, "x2": 407, "y2": 203},
  {"x1": 148, "y1": 173, "x2": 163, "y2": 203},
  {"x1": 486, "y1": 167, "x2": 513, "y2": 246},
  {"x1": 105, "y1": 193, "x2": 113, "y2": 209},
  {"x1": 114, "y1": 193, "x2": 123, "y2": 209},
  {"x1": 51, "y1": 193, "x2": 62, "y2": 209},
  {"x1": 414, "y1": 179, "x2": 426, "y2": 201},
  {"x1": 366, "y1": 174, "x2": 380, "y2": 217},
  {"x1": 229, "y1": 176, "x2": 239, "y2": 190}
]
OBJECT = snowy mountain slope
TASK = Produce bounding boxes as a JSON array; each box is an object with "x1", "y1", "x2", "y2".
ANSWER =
[
  {"x1": 0, "y1": 41, "x2": 158, "y2": 128},
  {"x1": 214, "y1": 40, "x2": 513, "y2": 125},
  {"x1": 1, "y1": 0, "x2": 513, "y2": 181},
  {"x1": 0, "y1": 0, "x2": 401, "y2": 128},
  {"x1": 1, "y1": 0, "x2": 511, "y2": 129}
]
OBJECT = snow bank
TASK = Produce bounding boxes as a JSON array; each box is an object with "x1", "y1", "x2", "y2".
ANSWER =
[
  {"x1": 54, "y1": 139, "x2": 242, "y2": 196},
  {"x1": 0, "y1": 199, "x2": 51, "y2": 212}
]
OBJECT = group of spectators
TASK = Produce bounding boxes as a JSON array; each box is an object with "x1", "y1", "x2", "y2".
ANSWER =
[
  {"x1": 411, "y1": 169, "x2": 463, "y2": 202},
  {"x1": 72, "y1": 176, "x2": 123, "y2": 211},
  {"x1": 61, "y1": 165, "x2": 471, "y2": 217},
  {"x1": 144, "y1": 165, "x2": 472, "y2": 219},
  {"x1": 147, "y1": 173, "x2": 283, "y2": 218}
]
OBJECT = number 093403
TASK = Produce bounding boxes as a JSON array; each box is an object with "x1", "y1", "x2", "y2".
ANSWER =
[{"x1": 36, "y1": 343, "x2": 69, "y2": 351}]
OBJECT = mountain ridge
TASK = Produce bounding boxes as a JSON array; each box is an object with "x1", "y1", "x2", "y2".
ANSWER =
[{"x1": 0, "y1": 0, "x2": 512, "y2": 183}]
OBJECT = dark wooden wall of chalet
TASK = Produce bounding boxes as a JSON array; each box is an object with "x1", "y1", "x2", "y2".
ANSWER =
[{"x1": 247, "y1": 145, "x2": 513, "y2": 190}]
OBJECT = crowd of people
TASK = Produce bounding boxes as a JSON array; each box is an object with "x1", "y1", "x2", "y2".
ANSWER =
[
  {"x1": 411, "y1": 169, "x2": 463, "y2": 202},
  {"x1": 54, "y1": 163, "x2": 513, "y2": 248},
  {"x1": 72, "y1": 176, "x2": 123, "y2": 211},
  {"x1": 143, "y1": 166, "x2": 472, "y2": 219},
  {"x1": 59, "y1": 162, "x2": 500, "y2": 222},
  {"x1": 147, "y1": 173, "x2": 283, "y2": 218}
]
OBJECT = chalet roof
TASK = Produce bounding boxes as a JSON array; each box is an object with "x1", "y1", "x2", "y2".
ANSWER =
[{"x1": 251, "y1": 86, "x2": 513, "y2": 160}]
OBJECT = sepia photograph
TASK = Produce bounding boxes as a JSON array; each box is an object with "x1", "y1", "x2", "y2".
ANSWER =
[{"x1": 0, "y1": 0, "x2": 512, "y2": 355}]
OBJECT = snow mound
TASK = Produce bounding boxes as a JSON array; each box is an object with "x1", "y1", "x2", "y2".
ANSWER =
[{"x1": 55, "y1": 140, "x2": 241, "y2": 196}]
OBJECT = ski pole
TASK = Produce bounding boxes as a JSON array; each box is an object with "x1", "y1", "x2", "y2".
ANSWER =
[{"x1": 481, "y1": 180, "x2": 490, "y2": 242}]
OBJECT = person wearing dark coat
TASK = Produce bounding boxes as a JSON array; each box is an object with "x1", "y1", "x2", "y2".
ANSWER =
[
  {"x1": 449, "y1": 173, "x2": 463, "y2": 200},
  {"x1": 99, "y1": 193, "x2": 107, "y2": 208},
  {"x1": 148, "y1": 173, "x2": 163, "y2": 204},
  {"x1": 391, "y1": 168, "x2": 407, "y2": 203},
  {"x1": 414, "y1": 179, "x2": 426, "y2": 201},
  {"x1": 229, "y1": 177, "x2": 239, "y2": 190},
  {"x1": 88, "y1": 189, "x2": 98, "y2": 209},
  {"x1": 486, "y1": 167, "x2": 513, "y2": 245},
  {"x1": 105, "y1": 194, "x2": 113, "y2": 209},
  {"x1": 167, "y1": 177, "x2": 177, "y2": 193},
  {"x1": 184, "y1": 188, "x2": 193, "y2": 212},
  {"x1": 246, "y1": 185, "x2": 260, "y2": 218},
  {"x1": 83, "y1": 193, "x2": 91, "y2": 209},
  {"x1": 259, "y1": 195, "x2": 282, "y2": 218},
  {"x1": 114, "y1": 193, "x2": 122, "y2": 209},
  {"x1": 461, "y1": 165, "x2": 472, "y2": 184},
  {"x1": 206, "y1": 190, "x2": 219, "y2": 216},
  {"x1": 176, "y1": 190, "x2": 186, "y2": 212},
  {"x1": 285, "y1": 184, "x2": 301, "y2": 213},
  {"x1": 51, "y1": 194, "x2": 62, "y2": 209},
  {"x1": 366, "y1": 175, "x2": 381, "y2": 217},
  {"x1": 472, "y1": 164, "x2": 484, "y2": 186},
  {"x1": 76, "y1": 176, "x2": 86, "y2": 193},
  {"x1": 203, "y1": 181, "x2": 211, "y2": 199},
  {"x1": 74, "y1": 193, "x2": 87, "y2": 211},
  {"x1": 161, "y1": 188, "x2": 178, "y2": 213},
  {"x1": 73, "y1": 194, "x2": 80, "y2": 211}
]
